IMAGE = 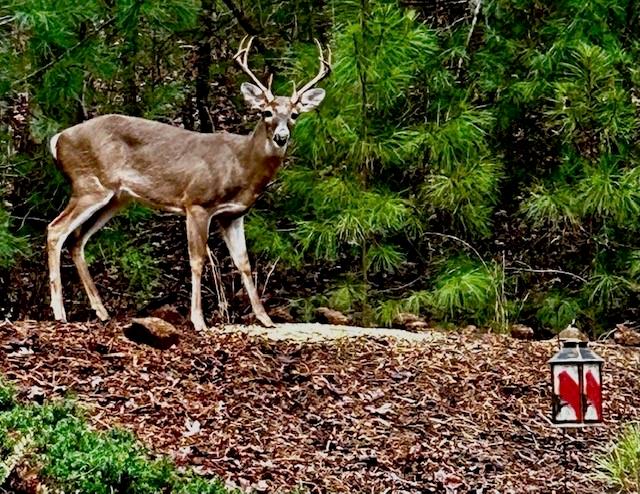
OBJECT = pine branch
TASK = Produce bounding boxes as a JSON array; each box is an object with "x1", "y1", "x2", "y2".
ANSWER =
[{"x1": 12, "y1": 15, "x2": 117, "y2": 87}]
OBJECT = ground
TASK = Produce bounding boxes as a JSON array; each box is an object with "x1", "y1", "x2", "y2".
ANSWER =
[{"x1": 1, "y1": 320, "x2": 638, "y2": 493}]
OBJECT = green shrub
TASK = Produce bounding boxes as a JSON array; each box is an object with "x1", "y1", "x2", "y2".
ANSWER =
[
  {"x1": 87, "y1": 226, "x2": 161, "y2": 304},
  {"x1": 536, "y1": 292, "x2": 582, "y2": 331},
  {"x1": 430, "y1": 257, "x2": 497, "y2": 322},
  {"x1": 0, "y1": 385, "x2": 231, "y2": 493},
  {"x1": 0, "y1": 379, "x2": 15, "y2": 412},
  {"x1": 597, "y1": 423, "x2": 640, "y2": 493}
]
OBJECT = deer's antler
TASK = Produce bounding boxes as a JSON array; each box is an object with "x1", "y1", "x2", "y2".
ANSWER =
[
  {"x1": 234, "y1": 36, "x2": 275, "y2": 102},
  {"x1": 292, "y1": 39, "x2": 332, "y2": 103}
]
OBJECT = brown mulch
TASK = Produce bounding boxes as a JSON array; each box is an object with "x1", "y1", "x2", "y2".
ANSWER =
[{"x1": 1, "y1": 320, "x2": 639, "y2": 493}]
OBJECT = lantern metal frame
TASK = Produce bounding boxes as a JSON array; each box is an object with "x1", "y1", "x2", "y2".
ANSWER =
[{"x1": 548, "y1": 340, "x2": 604, "y2": 427}]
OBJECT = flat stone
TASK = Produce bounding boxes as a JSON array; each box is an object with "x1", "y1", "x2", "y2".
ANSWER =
[
  {"x1": 392, "y1": 312, "x2": 426, "y2": 330},
  {"x1": 405, "y1": 320, "x2": 430, "y2": 332},
  {"x1": 221, "y1": 322, "x2": 443, "y2": 343}
]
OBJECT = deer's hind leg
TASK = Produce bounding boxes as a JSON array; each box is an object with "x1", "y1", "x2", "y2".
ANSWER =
[
  {"x1": 186, "y1": 206, "x2": 210, "y2": 332},
  {"x1": 219, "y1": 216, "x2": 274, "y2": 328},
  {"x1": 68, "y1": 195, "x2": 127, "y2": 321},
  {"x1": 47, "y1": 191, "x2": 114, "y2": 322}
]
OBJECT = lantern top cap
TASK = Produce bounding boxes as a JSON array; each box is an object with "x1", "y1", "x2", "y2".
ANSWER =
[{"x1": 548, "y1": 340, "x2": 604, "y2": 365}]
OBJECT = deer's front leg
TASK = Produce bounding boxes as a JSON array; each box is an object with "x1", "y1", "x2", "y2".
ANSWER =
[
  {"x1": 219, "y1": 216, "x2": 275, "y2": 328},
  {"x1": 186, "y1": 206, "x2": 210, "y2": 332}
]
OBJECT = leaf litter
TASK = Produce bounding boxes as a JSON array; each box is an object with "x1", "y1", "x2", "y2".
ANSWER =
[{"x1": 0, "y1": 320, "x2": 638, "y2": 493}]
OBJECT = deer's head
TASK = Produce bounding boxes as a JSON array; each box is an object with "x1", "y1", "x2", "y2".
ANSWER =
[{"x1": 234, "y1": 37, "x2": 331, "y2": 150}]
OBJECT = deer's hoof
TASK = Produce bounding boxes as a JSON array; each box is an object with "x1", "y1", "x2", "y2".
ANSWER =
[
  {"x1": 52, "y1": 308, "x2": 67, "y2": 323},
  {"x1": 257, "y1": 314, "x2": 275, "y2": 328},
  {"x1": 191, "y1": 319, "x2": 208, "y2": 333},
  {"x1": 95, "y1": 307, "x2": 110, "y2": 322}
]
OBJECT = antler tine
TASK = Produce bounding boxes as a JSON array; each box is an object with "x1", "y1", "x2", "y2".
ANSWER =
[
  {"x1": 292, "y1": 38, "x2": 332, "y2": 103},
  {"x1": 233, "y1": 36, "x2": 274, "y2": 102},
  {"x1": 242, "y1": 36, "x2": 253, "y2": 67},
  {"x1": 233, "y1": 35, "x2": 249, "y2": 62}
]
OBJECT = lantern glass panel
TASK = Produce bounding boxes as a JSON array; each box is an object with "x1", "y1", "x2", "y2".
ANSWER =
[
  {"x1": 582, "y1": 363, "x2": 602, "y2": 422},
  {"x1": 552, "y1": 363, "x2": 583, "y2": 423}
]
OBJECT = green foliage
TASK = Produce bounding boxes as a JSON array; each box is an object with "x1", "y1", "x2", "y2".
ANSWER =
[
  {"x1": 0, "y1": 208, "x2": 29, "y2": 268},
  {"x1": 0, "y1": 382, "x2": 230, "y2": 493},
  {"x1": 0, "y1": 379, "x2": 15, "y2": 412},
  {"x1": 520, "y1": 184, "x2": 578, "y2": 228},
  {"x1": 328, "y1": 278, "x2": 367, "y2": 313},
  {"x1": 597, "y1": 423, "x2": 640, "y2": 494},
  {"x1": 245, "y1": 213, "x2": 303, "y2": 267},
  {"x1": 86, "y1": 225, "x2": 161, "y2": 304},
  {"x1": 535, "y1": 292, "x2": 582, "y2": 331},
  {"x1": 430, "y1": 257, "x2": 497, "y2": 322},
  {"x1": 289, "y1": 294, "x2": 329, "y2": 323},
  {"x1": 584, "y1": 271, "x2": 632, "y2": 311},
  {"x1": 265, "y1": 0, "x2": 640, "y2": 331}
]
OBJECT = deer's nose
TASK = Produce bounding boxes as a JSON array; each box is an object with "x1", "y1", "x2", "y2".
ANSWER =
[{"x1": 273, "y1": 132, "x2": 289, "y2": 147}]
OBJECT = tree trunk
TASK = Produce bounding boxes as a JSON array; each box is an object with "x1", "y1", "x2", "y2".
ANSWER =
[{"x1": 196, "y1": 0, "x2": 216, "y2": 133}]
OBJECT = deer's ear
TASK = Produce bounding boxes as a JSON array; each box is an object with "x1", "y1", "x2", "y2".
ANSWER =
[
  {"x1": 241, "y1": 82, "x2": 268, "y2": 110},
  {"x1": 297, "y1": 88, "x2": 326, "y2": 113}
]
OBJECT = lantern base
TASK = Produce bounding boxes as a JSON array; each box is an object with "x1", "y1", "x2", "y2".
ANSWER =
[{"x1": 551, "y1": 421, "x2": 604, "y2": 429}]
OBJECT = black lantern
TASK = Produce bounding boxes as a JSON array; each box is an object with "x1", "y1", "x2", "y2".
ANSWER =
[{"x1": 548, "y1": 340, "x2": 604, "y2": 426}]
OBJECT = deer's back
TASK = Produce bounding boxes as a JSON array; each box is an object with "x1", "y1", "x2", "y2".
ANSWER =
[{"x1": 54, "y1": 114, "x2": 246, "y2": 212}]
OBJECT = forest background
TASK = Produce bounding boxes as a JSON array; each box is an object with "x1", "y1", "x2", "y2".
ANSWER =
[{"x1": 1, "y1": 0, "x2": 639, "y2": 337}]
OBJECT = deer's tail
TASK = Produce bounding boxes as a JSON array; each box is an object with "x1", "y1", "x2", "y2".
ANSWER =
[{"x1": 49, "y1": 132, "x2": 61, "y2": 161}]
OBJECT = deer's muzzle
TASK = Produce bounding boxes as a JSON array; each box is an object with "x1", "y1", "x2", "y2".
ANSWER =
[{"x1": 273, "y1": 131, "x2": 289, "y2": 148}]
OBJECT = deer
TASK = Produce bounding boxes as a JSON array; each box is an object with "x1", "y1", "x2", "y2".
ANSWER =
[{"x1": 46, "y1": 37, "x2": 331, "y2": 331}]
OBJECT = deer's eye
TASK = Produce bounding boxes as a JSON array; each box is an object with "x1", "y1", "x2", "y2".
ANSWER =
[
  {"x1": 262, "y1": 110, "x2": 273, "y2": 118},
  {"x1": 291, "y1": 112, "x2": 299, "y2": 120}
]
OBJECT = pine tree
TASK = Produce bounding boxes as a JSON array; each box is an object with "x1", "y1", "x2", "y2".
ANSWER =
[{"x1": 247, "y1": 0, "x2": 438, "y2": 325}]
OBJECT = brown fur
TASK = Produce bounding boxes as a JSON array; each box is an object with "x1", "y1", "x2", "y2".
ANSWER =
[{"x1": 55, "y1": 114, "x2": 284, "y2": 214}]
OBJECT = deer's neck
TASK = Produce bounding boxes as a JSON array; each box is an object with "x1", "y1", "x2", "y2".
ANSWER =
[{"x1": 244, "y1": 120, "x2": 286, "y2": 190}]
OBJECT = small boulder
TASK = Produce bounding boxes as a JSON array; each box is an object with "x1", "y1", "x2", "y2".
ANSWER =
[
  {"x1": 125, "y1": 317, "x2": 180, "y2": 350},
  {"x1": 510, "y1": 324, "x2": 534, "y2": 340},
  {"x1": 149, "y1": 304, "x2": 185, "y2": 326},
  {"x1": 405, "y1": 320, "x2": 430, "y2": 332},
  {"x1": 316, "y1": 307, "x2": 350, "y2": 326},
  {"x1": 270, "y1": 305, "x2": 295, "y2": 323},
  {"x1": 392, "y1": 312, "x2": 423, "y2": 329},
  {"x1": 613, "y1": 323, "x2": 640, "y2": 346}
]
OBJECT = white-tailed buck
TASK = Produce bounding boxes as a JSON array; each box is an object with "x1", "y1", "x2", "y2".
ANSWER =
[{"x1": 46, "y1": 37, "x2": 331, "y2": 331}]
